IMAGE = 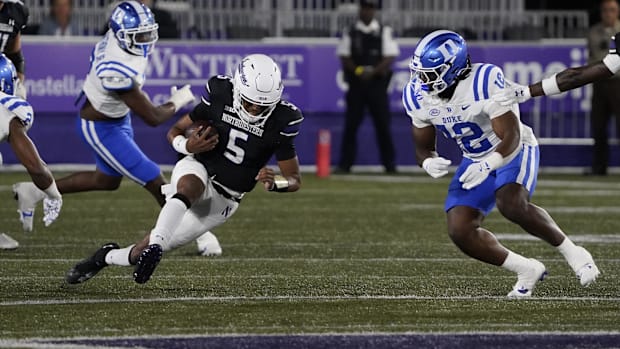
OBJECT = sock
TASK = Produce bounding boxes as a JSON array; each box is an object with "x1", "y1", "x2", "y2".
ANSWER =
[
  {"x1": 105, "y1": 244, "x2": 135, "y2": 266},
  {"x1": 556, "y1": 237, "x2": 584, "y2": 271},
  {"x1": 501, "y1": 250, "x2": 532, "y2": 274},
  {"x1": 149, "y1": 197, "x2": 189, "y2": 246}
]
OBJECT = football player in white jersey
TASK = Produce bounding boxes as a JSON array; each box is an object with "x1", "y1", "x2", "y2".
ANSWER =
[
  {"x1": 0, "y1": 54, "x2": 62, "y2": 250},
  {"x1": 11, "y1": 1, "x2": 221, "y2": 254},
  {"x1": 403, "y1": 30, "x2": 600, "y2": 297}
]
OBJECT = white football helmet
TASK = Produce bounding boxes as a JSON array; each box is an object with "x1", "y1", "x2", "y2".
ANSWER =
[{"x1": 232, "y1": 54, "x2": 283, "y2": 126}]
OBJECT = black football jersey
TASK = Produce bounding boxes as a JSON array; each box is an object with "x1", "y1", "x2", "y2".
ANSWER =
[
  {"x1": 0, "y1": 1, "x2": 28, "y2": 52},
  {"x1": 189, "y1": 75, "x2": 304, "y2": 193}
]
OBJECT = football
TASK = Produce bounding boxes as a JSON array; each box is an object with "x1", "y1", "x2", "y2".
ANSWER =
[{"x1": 185, "y1": 119, "x2": 216, "y2": 138}]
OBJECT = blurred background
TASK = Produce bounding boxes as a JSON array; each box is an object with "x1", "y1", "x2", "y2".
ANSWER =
[{"x1": 2, "y1": 0, "x2": 616, "y2": 173}]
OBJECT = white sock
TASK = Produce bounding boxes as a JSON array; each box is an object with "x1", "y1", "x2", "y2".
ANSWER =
[
  {"x1": 556, "y1": 237, "x2": 583, "y2": 270},
  {"x1": 105, "y1": 244, "x2": 135, "y2": 266},
  {"x1": 501, "y1": 250, "x2": 532, "y2": 274},
  {"x1": 149, "y1": 198, "x2": 188, "y2": 247}
]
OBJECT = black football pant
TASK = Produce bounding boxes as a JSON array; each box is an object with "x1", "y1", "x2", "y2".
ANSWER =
[
  {"x1": 339, "y1": 81, "x2": 396, "y2": 172},
  {"x1": 590, "y1": 78, "x2": 620, "y2": 175}
]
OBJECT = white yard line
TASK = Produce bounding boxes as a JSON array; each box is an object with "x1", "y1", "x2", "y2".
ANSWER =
[{"x1": 2, "y1": 295, "x2": 620, "y2": 307}]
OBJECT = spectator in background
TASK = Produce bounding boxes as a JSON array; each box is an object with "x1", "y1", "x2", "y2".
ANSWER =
[
  {"x1": 0, "y1": 0, "x2": 28, "y2": 100},
  {"x1": 141, "y1": 0, "x2": 180, "y2": 39},
  {"x1": 38, "y1": 0, "x2": 80, "y2": 36},
  {"x1": 336, "y1": 0, "x2": 399, "y2": 174},
  {"x1": 587, "y1": 0, "x2": 620, "y2": 176}
]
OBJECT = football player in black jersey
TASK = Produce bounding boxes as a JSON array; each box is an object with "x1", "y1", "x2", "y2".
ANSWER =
[
  {"x1": 0, "y1": 0, "x2": 28, "y2": 99},
  {"x1": 65, "y1": 54, "x2": 304, "y2": 285}
]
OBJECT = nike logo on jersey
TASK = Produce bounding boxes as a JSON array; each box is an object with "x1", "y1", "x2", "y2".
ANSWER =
[{"x1": 461, "y1": 105, "x2": 471, "y2": 110}]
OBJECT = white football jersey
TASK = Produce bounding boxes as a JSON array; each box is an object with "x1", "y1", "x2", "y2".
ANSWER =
[
  {"x1": 0, "y1": 91, "x2": 33, "y2": 142},
  {"x1": 403, "y1": 63, "x2": 537, "y2": 161},
  {"x1": 82, "y1": 30, "x2": 148, "y2": 118}
]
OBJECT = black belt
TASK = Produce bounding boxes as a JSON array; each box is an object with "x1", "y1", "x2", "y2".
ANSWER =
[{"x1": 212, "y1": 181, "x2": 241, "y2": 203}]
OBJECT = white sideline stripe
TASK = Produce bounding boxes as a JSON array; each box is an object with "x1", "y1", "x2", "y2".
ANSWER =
[
  {"x1": 0, "y1": 343, "x2": 127, "y2": 349},
  {"x1": 496, "y1": 233, "x2": 620, "y2": 243},
  {"x1": 399, "y1": 203, "x2": 620, "y2": 214},
  {"x1": 3, "y1": 295, "x2": 620, "y2": 307}
]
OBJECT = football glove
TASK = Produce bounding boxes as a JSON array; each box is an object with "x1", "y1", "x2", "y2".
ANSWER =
[
  {"x1": 459, "y1": 152, "x2": 503, "y2": 190},
  {"x1": 167, "y1": 85, "x2": 195, "y2": 112},
  {"x1": 422, "y1": 156, "x2": 451, "y2": 178},
  {"x1": 492, "y1": 80, "x2": 531, "y2": 106},
  {"x1": 42, "y1": 197, "x2": 62, "y2": 227}
]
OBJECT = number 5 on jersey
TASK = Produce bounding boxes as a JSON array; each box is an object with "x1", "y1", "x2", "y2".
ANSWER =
[{"x1": 224, "y1": 129, "x2": 248, "y2": 164}]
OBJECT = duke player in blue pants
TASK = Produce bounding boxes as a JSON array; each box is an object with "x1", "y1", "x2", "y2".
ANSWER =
[
  {"x1": 11, "y1": 1, "x2": 221, "y2": 255},
  {"x1": 403, "y1": 30, "x2": 600, "y2": 297}
]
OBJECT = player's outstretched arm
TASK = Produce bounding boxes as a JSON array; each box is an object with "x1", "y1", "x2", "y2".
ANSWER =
[
  {"x1": 118, "y1": 84, "x2": 195, "y2": 127},
  {"x1": 8, "y1": 118, "x2": 63, "y2": 226}
]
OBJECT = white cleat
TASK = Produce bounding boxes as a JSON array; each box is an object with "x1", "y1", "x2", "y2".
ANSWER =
[
  {"x1": 43, "y1": 197, "x2": 63, "y2": 227},
  {"x1": 571, "y1": 246, "x2": 600, "y2": 287},
  {"x1": 196, "y1": 231, "x2": 222, "y2": 256},
  {"x1": 13, "y1": 182, "x2": 44, "y2": 232},
  {"x1": 507, "y1": 258, "x2": 547, "y2": 298},
  {"x1": 0, "y1": 233, "x2": 19, "y2": 250}
]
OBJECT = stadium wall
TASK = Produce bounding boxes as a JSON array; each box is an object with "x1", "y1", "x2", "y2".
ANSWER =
[{"x1": 1, "y1": 37, "x2": 616, "y2": 171}]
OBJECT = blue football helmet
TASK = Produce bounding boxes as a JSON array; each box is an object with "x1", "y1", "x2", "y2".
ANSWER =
[
  {"x1": 0, "y1": 54, "x2": 17, "y2": 96},
  {"x1": 409, "y1": 30, "x2": 469, "y2": 95},
  {"x1": 109, "y1": 1, "x2": 159, "y2": 56}
]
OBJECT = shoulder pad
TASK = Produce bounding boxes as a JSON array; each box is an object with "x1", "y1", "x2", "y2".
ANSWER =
[
  {"x1": 471, "y1": 63, "x2": 504, "y2": 101},
  {"x1": 206, "y1": 75, "x2": 233, "y2": 103},
  {"x1": 0, "y1": 95, "x2": 33, "y2": 125},
  {"x1": 7, "y1": 2, "x2": 29, "y2": 28},
  {"x1": 275, "y1": 100, "x2": 304, "y2": 137}
]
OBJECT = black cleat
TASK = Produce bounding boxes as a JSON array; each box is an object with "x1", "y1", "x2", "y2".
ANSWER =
[
  {"x1": 65, "y1": 242, "x2": 119, "y2": 284},
  {"x1": 133, "y1": 244, "x2": 163, "y2": 284}
]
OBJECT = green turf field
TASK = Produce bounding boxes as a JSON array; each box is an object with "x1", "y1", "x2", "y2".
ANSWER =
[{"x1": 1, "y1": 172, "x2": 619, "y2": 339}]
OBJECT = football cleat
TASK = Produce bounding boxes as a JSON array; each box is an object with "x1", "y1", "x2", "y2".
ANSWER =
[
  {"x1": 43, "y1": 197, "x2": 63, "y2": 227},
  {"x1": 196, "y1": 231, "x2": 222, "y2": 256},
  {"x1": 65, "y1": 242, "x2": 120, "y2": 284},
  {"x1": 507, "y1": 258, "x2": 547, "y2": 298},
  {"x1": 13, "y1": 182, "x2": 45, "y2": 232},
  {"x1": 570, "y1": 246, "x2": 600, "y2": 287},
  {"x1": 0, "y1": 233, "x2": 19, "y2": 250},
  {"x1": 133, "y1": 244, "x2": 163, "y2": 284}
]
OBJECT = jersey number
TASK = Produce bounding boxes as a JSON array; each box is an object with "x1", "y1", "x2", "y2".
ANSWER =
[
  {"x1": 436, "y1": 122, "x2": 492, "y2": 154},
  {"x1": 224, "y1": 129, "x2": 248, "y2": 164}
]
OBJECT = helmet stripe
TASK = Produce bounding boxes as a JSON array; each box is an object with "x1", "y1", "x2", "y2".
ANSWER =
[{"x1": 414, "y1": 30, "x2": 457, "y2": 56}]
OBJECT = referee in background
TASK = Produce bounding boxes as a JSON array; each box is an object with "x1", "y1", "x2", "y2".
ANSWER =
[{"x1": 336, "y1": 0, "x2": 399, "y2": 174}]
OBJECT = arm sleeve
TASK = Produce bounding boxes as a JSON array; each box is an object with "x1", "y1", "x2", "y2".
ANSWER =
[
  {"x1": 382, "y1": 26, "x2": 400, "y2": 57},
  {"x1": 275, "y1": 108, "x2": 304, "y2": 161},
  {"x1": 336, "y1": 29, "x2": 351, "y2": 57},
  {"x1": 95, "y1": 61, "x2": 136, "y2": 91}
]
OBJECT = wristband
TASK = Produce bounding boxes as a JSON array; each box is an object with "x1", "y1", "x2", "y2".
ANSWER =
[
  {"x1": 485, "y1": 152, "x2": 504, "y2": 171},
  {"x1": 541, "y1": 73, "x2": 560, "y2": 96},
  {"x1": 354, "y1": 66, "x2": 364, "y2": 76},
  {"x1": 44, "y1": 181, "x2": 62, "y2": 199},
  {"x1": 603, "y1": 54, "x2": 620, "y2": 74},
  {"x1": 269, "y1": 175, "x2": 289, "y2": 192},
  {"x1": 172, "y1": 135, "x2": 190, "y2": 155}
]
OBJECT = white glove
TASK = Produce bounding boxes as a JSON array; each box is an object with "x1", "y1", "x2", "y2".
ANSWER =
[
  {"x1": 422, "y1": 156, "x2": 452, "y2": 178},
  {"x1": 42, "y1": 197, "x2": 62, "y2": 227},
  {"x1": 167, "y1": 84, "x2": 195, "y2": 112},
  {"x1": 459, "y1": 152, "x2": 504, "y2": 190},
  {"x1": 14, "y1": 79, "x2": 27, "y2": 100},
  {"x1": 492, "y1": 80, "x2": 531, "y2": 106}
]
